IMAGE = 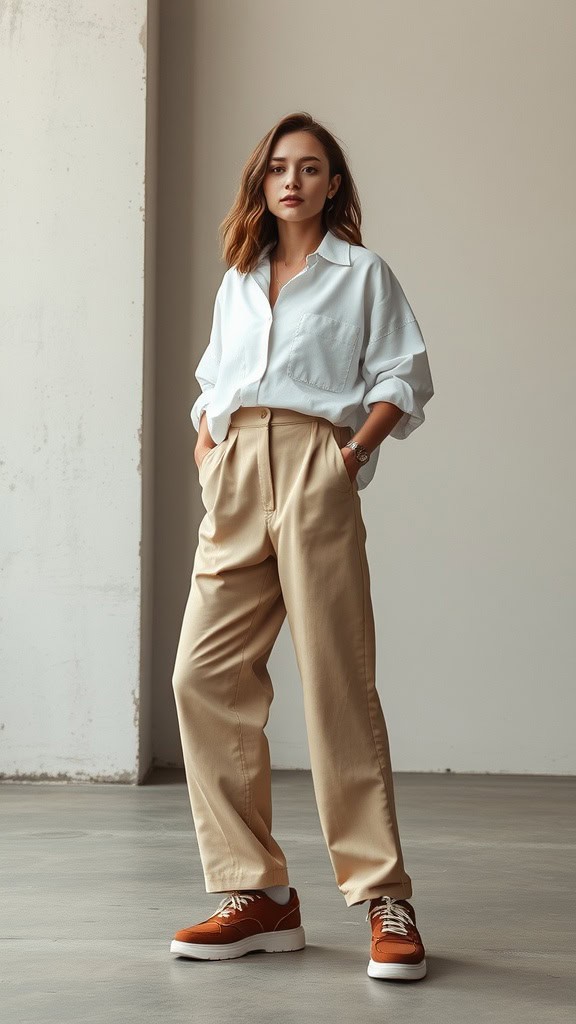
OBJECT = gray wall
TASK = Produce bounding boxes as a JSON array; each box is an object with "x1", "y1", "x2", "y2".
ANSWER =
[
  {"x1": 153, "y1": 0, "x2": 576, "y2": 775},
  {"x1": 1, "y1": 0, "x2": 574, "y2": 782}
]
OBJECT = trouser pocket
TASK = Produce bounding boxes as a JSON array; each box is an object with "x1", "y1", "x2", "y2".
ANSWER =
[{"x1": 325, "y1": 423, "x2": 355, "y2": 492}]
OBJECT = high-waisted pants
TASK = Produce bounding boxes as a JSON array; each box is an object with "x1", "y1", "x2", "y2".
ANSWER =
[{"x1": 171, "y1": 406, "x2": 413, "y2": 908}]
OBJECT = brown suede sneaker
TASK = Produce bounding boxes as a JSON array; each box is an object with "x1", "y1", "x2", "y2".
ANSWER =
[
  {"x1": 170, "y1": 887, "x2": 306, "y2": 960},
  {"x1": 366, "y1": 896, "x2": 427, "y2": 980}
]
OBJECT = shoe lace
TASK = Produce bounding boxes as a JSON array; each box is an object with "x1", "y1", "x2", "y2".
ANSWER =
[
  {"x1": 365, "y1": 896, "x2": 412, "y2": 936},
  {"x1": 214, "y1": 891, "x2": 261, "y2": 918}
]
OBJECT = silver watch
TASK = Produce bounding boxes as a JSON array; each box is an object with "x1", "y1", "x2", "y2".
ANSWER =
[{"x1": 345, "y1": 440, "x2": 370, "y2": 464}]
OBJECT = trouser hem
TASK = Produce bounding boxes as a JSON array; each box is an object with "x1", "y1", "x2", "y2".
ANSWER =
[
  {"x1": 204, "y1": 868, "x2": 290, "y2": 893},
  {"x1": 343, "y1": 878, "x2": 413, "y2": 908}
]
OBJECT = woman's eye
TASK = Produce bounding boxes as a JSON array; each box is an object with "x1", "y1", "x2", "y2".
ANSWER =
[{"x1": 269, "y1": 166, "x2": 318, "y2": 174}]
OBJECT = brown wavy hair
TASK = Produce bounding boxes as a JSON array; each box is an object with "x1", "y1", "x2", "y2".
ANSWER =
[{"x1": 219, "y1": 112, "x2": 365, "y2": 275}]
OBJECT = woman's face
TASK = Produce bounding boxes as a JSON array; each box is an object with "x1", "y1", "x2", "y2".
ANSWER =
[{"x1": 262, "y1": 131, "x2": 340, "y2": 226}]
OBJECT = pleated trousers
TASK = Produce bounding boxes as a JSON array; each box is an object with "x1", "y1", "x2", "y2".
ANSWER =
[{"x1": 171, "y1": 405, "x2": 413, "y2": 907}]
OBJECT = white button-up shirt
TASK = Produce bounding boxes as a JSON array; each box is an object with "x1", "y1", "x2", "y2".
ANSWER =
[{"x1": 191, "y1": 229, "x2": 434, "y2": 490}]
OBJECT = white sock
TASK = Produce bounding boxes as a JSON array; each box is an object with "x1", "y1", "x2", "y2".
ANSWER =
[{"x1": 262, "y1": 884, "x2": 291, "y2": 904}]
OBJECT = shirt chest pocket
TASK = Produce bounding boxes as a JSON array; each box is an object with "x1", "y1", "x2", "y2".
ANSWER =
[{"x1": 286, "y1": 312, "x2": 362, "y2": 393}]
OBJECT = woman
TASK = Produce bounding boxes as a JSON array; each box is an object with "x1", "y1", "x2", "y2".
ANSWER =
[{"x1": 170, "y1": 112, "x2": 434, "y2": 982}]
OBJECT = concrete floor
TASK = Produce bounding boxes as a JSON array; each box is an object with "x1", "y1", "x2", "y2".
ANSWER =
[{"x1": 1, "y1": 770, "x2": 575, "y2": 1023}]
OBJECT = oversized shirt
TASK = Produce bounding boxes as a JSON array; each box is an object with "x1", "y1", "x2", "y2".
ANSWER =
[{"x1": 190, "y1": 229, "x2": 434, "y2": 491}]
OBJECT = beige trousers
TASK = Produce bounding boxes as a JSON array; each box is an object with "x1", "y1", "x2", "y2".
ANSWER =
[{"x1": 171, "y1": 406, "x2": 413, "y2": 907}]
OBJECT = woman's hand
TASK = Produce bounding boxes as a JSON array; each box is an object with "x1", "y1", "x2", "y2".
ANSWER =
[
  {"x1": 195, "y1": 442, "x2": 217, "y2": 470},
  {"x1": 195, "y1": 411, "x2": 217, "y2": 470},
  {"x1": 340, "y1": 446, "x2": 360, "y2": 483}
]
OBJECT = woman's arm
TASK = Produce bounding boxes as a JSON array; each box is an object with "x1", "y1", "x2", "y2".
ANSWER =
[{"x1": 341, "y1": 401, "x2": 405, "y2": 479}]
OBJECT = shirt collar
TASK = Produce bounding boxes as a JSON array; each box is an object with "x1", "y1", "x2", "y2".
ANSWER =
[{"x1": 256, "y1": 229, "x2": 351, "y2": 268}]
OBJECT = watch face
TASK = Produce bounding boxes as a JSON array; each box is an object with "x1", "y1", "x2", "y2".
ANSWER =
[{"x1": 346, "y1": 441, "x2": 369, "y2": 464}]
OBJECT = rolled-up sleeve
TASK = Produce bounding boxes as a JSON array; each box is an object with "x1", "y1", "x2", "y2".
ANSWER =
[
  {"x1": 190, "y1": 280, "x2": 225, "y2": 432},
  {"x1": 361, "y1": 260, "x2": 434, "y2": 439}
]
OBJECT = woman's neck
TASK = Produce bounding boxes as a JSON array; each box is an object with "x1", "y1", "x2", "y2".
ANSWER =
[{"x1": 273, "y1": 223, "x2": 326, "y2": 265}]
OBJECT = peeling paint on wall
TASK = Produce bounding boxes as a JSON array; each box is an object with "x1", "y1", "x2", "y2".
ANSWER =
[
  {"x1": 0, "y1": 769, "x2": 137, "y2": 784},
  {"x1": 0, "y1": 0, "x2": 24, "y2": 43},
  {"x1": 131, "y1": 687, "x2": 140, "y2": 730}
]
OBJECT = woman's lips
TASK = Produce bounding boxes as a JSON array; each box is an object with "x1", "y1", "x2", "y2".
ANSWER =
[{"x1": 281, "y1": 197, "x2": 303, "y2": 204}]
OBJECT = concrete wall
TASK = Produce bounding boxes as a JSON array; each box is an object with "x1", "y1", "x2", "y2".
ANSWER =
[
  {"x1": 0, "y1": 0, "x2": 158, "y2": 782},
  {"x1": 1, "y1": 0, "x2": 574, "y2": 782},
  {"x1": 153, "y1": 0, "x2": 576, "y2": 775}
]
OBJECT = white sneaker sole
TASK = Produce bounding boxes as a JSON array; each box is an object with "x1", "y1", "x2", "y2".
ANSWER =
[
  {"x1": 367, "y1": 957, "x2": 427, "y2": 980},
  {"x1": 170, "y1": 925, "x2": 306, "y2": 960}
]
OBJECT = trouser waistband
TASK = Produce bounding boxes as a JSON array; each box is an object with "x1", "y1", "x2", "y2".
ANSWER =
[{"x1": 229, "y1": 406, "x2": 340, "y2": 428}]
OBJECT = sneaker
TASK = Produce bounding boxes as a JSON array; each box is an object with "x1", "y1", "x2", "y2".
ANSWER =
[
  {"x1": 366, "y1": 896, "x2": 427, "y2": 980},
  {"x1": 170, "y1": 887, "x2": 306, "y2": 960}
]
